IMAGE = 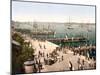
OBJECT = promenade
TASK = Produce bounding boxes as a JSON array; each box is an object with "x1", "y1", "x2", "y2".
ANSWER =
[{"x1": 24, "y1": 36, "x2": 95, "y2": 73}]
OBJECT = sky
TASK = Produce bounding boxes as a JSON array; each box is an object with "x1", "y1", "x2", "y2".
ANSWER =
[{"x1": 12, "y1": 1, "x2": 95, "y2": 23}]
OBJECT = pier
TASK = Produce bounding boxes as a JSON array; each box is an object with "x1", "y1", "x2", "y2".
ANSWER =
[{"x1": 47, "y1": 37, "x2": 87, "y2": 43}]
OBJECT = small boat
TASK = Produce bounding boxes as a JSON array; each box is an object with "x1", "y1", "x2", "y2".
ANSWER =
[
  {"x1": 67, "y1": 27, "x2": 74, "y2": 29},
  {"x1": 87, "y1": 29, "x2": 92, "y2": 32}
]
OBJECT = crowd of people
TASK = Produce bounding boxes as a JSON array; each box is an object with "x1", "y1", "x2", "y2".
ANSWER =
[{"x1": 24, "y1": 39, "x2": 96, "y2": 73}]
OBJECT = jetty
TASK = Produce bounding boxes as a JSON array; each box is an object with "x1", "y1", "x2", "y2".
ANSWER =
[{"x1": 47, "y1": 37, "x2": 87, "y2": 43}]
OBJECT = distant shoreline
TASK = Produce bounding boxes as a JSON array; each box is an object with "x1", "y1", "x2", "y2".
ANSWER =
[{"x1": 11, "y1": 20, "x2": 95, "y2": 25}]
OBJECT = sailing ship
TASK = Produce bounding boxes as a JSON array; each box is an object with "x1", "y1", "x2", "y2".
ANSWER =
[
  {"x1": 87, "y1": 20, "x2": 92, "y2": 32},
  {"x1": 66, "y1": 17, "x2": 74, "y2": 30},
  {"x1": 32, "y1": 22, "x2": 55, "y2": 39}
]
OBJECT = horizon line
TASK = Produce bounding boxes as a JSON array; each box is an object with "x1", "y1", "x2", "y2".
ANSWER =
[{"x1": 12, "y1": 20, "x2": 95, "y2": 24}]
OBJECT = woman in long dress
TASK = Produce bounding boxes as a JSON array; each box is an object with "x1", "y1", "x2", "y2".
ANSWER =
[{"x1": 68, "y1": 61, "x2": 73, "y2": 71}]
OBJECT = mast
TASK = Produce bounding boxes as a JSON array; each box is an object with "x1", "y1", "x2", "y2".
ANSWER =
[
  {"x1": 33, "y1": 21, "x2": 38, "y2": 38},
  {"x1": 87, "y1": 20, "x2": 92, "y2": 32},
  {"x1": 66, "y1": 17, "x2": 73, "y2": 30}
]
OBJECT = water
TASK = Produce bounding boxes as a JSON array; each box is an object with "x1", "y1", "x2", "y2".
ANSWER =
[
  {"x1": 48, "y1": 23, "x2": 96, "y2": 45},
  {"x1": 16, "y1": 22, "x2": 96, "y2": 45}
]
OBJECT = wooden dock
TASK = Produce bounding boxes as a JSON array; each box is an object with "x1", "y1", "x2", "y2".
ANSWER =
[{"x1": 47, "y1": 37, "x2": 87, "y2": 43}]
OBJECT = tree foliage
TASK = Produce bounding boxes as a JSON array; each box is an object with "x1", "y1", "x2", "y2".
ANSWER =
[{"x1": 12, "y1": 32, "x2": 34, "y2": 74}]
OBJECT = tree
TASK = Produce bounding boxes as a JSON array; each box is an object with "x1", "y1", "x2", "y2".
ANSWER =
[{"x1": 12, "y1": 32, "x2": 34, "y2": 74}]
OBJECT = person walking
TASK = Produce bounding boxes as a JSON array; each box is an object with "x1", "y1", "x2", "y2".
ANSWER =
[
  {"x1": 68, "y1": 61, "x2": 73, "y2": 71},
  {"x1": 61, "y1": 55, "x2": 63, "y2": 61},
  {"x1": 38, "y1": 60, "x2": 42, "y2": 73},
  {"x1": 77, "y1": 58, "x2": 81, "y2": 70}
]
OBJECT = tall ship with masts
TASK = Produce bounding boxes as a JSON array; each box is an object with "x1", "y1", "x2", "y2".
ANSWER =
[
  {"x1": 65, "y1": 17, "x2": 74, "y2": 30},
  {"x1": 32, "y1": 21, "x2": 56, "y2": 39}
]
